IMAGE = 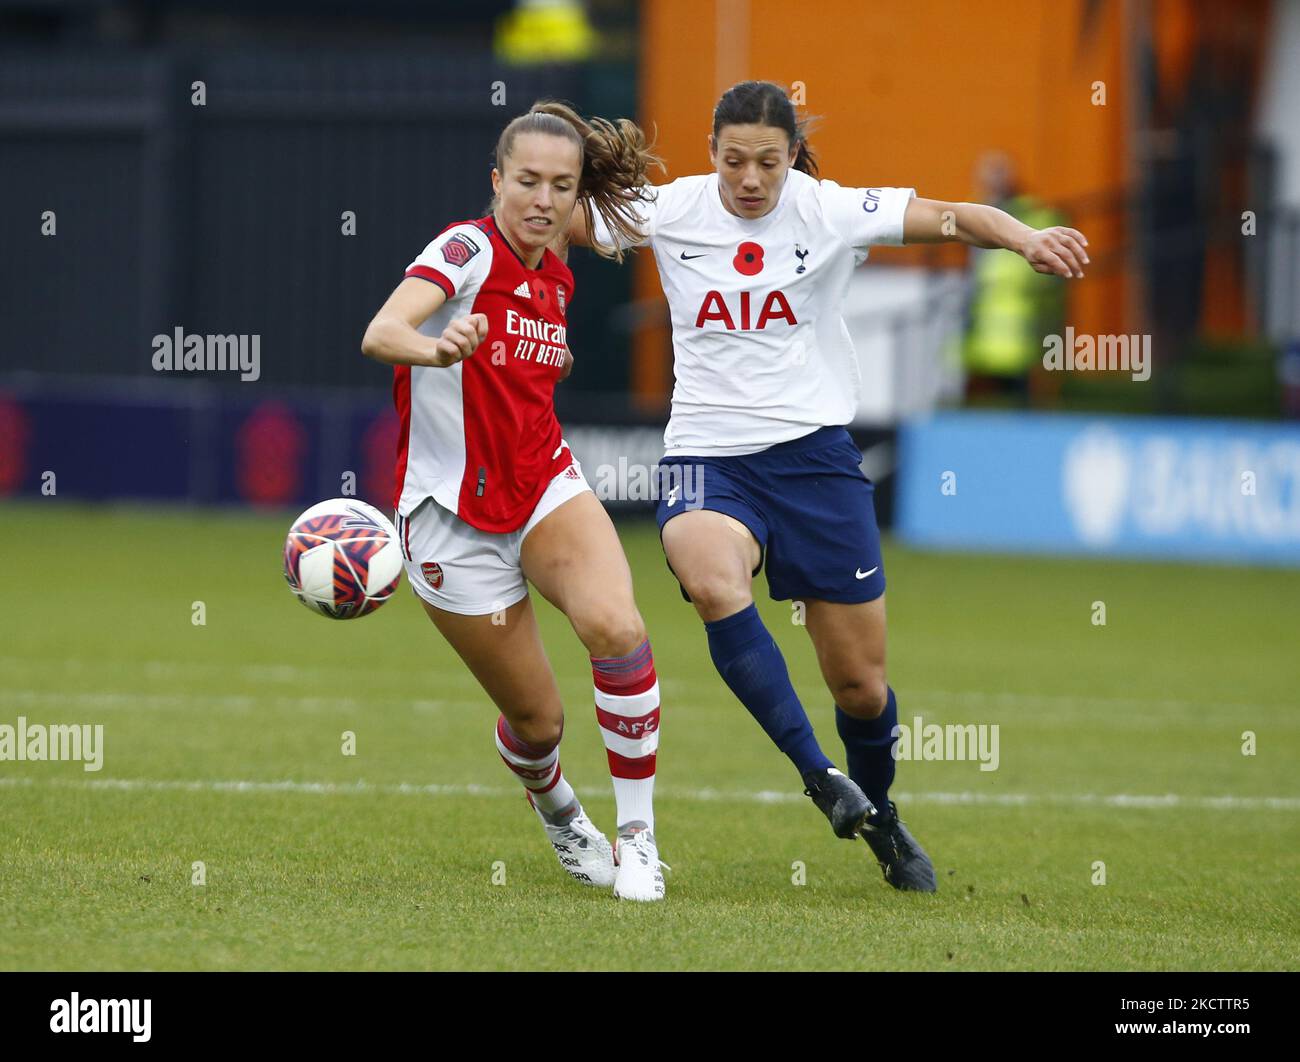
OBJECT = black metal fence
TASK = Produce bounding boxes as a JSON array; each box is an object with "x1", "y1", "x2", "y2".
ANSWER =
[{"x1": 0, "y1": 47, "x2": 635, "y2": 394}]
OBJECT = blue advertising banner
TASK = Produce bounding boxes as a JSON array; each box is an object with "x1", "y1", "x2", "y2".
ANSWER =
[
  {"x1": 0, "y1": 379, "x2": 396, "y2": 513},
  {"x1": 0, "y1": 378, "x2": 711, "y2": 517},
  {"x1": 896, "y1": 412, "x2": 1300, "y2": 566}
]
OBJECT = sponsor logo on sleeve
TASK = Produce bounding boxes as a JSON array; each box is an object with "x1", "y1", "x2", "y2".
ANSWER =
[{"x1": 441, "y1": 233, "x2": 481, "y2": 268}]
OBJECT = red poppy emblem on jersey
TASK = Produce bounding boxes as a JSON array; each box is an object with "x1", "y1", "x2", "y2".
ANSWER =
[
  {"x1": 733, "y1": 242, "x2": 765, "y2": 276},
  {"x1": 421, "y1": 562, "x2": 444, "y2": 590},
  {"x1": 440, "y1": 233, "x2": 480, "y2": 268},
  {"x1": 531, "y1": 279, "x2": 548, "y2": 304}
]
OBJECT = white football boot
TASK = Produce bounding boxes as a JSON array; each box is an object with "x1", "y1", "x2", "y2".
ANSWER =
[
  {"x1": 613, "y1": 822, "x2": 668, "y2": 902},
  {"x1": 538, "y1": 806, "x2": 617, "y2": 888}
]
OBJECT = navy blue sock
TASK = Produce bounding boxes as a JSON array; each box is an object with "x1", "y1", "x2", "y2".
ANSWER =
[
  {"x1": 836, "y1": 686, "x2": 899, "y2": 821},
  {"x1": 704, "y1": 604, "x2": 833, "y2": 776}
]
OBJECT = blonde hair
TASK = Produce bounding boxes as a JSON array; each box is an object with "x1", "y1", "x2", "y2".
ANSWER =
[{"x1": 495, "y1": 101, "x2": 662, "y2": 261}]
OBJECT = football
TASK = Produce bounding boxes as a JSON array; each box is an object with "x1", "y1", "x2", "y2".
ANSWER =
[{"x1": 282, "y1": 498, "x2": 403, "y2": 618}]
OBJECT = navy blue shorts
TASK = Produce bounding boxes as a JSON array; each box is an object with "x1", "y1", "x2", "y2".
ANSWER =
[{"x1": 655, "y1": 426, "x2": 886, "y2": 604}]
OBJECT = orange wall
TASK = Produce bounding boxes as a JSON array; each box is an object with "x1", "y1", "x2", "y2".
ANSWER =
[{"x1": 632, "y1": 0, "x2": 1133, "y2": 405}]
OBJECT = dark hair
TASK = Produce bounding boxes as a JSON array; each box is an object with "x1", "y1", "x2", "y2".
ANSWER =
[
  {"x1": 494, "y1": 101, "x2": 662, "y2": 261},
  {"x1": 711, "y1": 81, "x2": 818, "y2": 177}
]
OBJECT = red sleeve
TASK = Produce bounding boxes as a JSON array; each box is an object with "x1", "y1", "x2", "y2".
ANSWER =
[{"x1": 405, "y1": 265, "x2": 455, "y2": 298}]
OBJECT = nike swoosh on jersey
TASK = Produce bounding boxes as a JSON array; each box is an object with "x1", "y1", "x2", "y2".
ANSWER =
[
  {"x1": 855, "y1": 567, "x2": 879, "y2": 579},
  {"x1": 679, "y1": 251, "x2": 708, "y2": 260}
]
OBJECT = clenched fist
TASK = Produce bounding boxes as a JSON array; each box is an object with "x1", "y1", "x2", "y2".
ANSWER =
[{"x1": 429, "y1": 313, "x2": 489, "y2": 367}]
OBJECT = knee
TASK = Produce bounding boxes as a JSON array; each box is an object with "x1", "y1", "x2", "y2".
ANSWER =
[
  {"x1": 681, "y1": 571, "x2": 751, "y2": 622},
  {"x1": 575, "y1": 604, "x2": 646, "y2": 659},
  {"x1": 507, "y1": 709, "x2": 564, "y2": 751},
  {"x1": 834, "y1": 671, "x2": 890, "y2": 720}
]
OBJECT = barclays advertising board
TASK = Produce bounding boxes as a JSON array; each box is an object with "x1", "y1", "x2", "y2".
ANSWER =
[{"x1": 896, "y1": 412, "x2": 1300, "y2": 566}]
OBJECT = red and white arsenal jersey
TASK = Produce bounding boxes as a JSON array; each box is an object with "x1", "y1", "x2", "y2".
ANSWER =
[{"x1": 393, "y1": 215, "x2": 575, "y2": 532}]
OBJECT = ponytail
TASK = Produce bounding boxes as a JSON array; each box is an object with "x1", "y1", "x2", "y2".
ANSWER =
[
  {"x1": 792, "y1": 134, "x2": 819, "y2": 178},
  {"x1": 496, "y1": 101, "x2": 663, "y2": 261}
]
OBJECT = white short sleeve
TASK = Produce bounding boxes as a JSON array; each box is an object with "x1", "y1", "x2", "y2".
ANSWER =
[
  {"x1": 817, "y1": 181, "x2": 915, "y2": 252},
  {"x1": 405, "y1": 224, "x2": 492, "y2": 299},
  {"x1": 588, "y1": 187, "x2": 660, "y2": 251}
]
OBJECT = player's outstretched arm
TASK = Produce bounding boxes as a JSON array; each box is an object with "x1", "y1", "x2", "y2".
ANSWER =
[
  {"x1": 361, "y1": 277, "x2": 488, "y2": 367},
  {"x1": 902, "y1": 197, "x2": 1089, "y2": 278}
]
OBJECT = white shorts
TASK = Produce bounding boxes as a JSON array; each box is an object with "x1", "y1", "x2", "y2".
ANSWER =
[{"x1": 395, "y1": 458, "x2": 593, "y2": 616}]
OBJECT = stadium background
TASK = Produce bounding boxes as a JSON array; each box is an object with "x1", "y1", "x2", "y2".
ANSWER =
[{"x1": 1, "y1": 0, "x2": 1297, "y2": 971}]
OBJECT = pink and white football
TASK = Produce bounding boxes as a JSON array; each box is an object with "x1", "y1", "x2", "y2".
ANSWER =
[{"x1": 282, "y1": 499, "x2": 402, "y2": 619}]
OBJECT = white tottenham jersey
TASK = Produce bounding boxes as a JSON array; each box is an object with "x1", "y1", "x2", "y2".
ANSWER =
[{"x1": 593, "y1": 169, "x2": 913, "y2": 456}]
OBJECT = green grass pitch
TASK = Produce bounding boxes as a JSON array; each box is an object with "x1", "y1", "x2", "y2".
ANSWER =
[{"x1": 1, "y1": 501, "x2": 1296, "y2": 970}]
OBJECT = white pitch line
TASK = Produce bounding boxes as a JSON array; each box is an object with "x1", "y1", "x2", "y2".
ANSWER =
[
  {"x1": 3, "y1": 681, "x2": 1294, "y2": 723},
  {"x1": 902, "y1": 689, "x2": 1288, "y2": 716},
  {"x1": 1, "y1": 689, "x2": 479, "y2": 714},
  {"x1": 1, "y1": 657, "x2": 1293, "y2": 714},
  {"x1": 0, "y1": 776, "x2": 1297, "y2": 811},
  {"x1": 0, "y1": 656, "x2": 487, "y2": 693}
]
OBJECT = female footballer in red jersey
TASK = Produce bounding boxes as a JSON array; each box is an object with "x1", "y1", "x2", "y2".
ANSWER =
[
  {"x1": 570, "y1": 81, "x2": 1090, "y2": 892},
  {"x1": 361, "y1": 103, "x2": 667, "y2": 900}
]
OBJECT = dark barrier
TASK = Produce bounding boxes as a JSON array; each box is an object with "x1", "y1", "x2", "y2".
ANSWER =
[
  {"x1": 0, "y1": 47, "x2": 634, "y2": 395},
  {"x1": 0, "y1": 375, "x2": 899, "y2": 523}
]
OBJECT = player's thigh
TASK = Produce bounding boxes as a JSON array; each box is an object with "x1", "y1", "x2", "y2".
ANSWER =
[
  {"x1": 399, "y1": 497, "x2": 530, "y2": 620},
  {"x1": 803, "y1": 595, "x2": 889, "y2": 719},
  {"x1": 519, "y1": 491, "x2": 646, "y2": 657},
  {"x1": 419, "y1": 594, "x2": 565, "y2": 745},
  {"x1": 660, "y1": 509, "x2": 761, "y2": 622}
]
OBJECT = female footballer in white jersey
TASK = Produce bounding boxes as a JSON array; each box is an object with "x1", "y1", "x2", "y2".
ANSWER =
[
  {"x1": 362, "y1": 103, "x2": 668, "y2": 900},
  {"x1": 573, "y1": 81, "x2": 1089, "y2": 892}
]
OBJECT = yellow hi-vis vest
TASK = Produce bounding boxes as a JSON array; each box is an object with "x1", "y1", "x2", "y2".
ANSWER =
[
  {"x1": 496, "y1": 0, "x2": 597, "y2": 64},
  {"x1": 962, "y1": 197, "x2": 1066, "y2": 376}
]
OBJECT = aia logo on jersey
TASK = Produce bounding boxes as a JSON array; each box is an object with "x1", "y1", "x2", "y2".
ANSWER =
[
  {"x1": 421, "y1": 561, "x2": 444, "y2": 590},
  {"x1": 441, "y1": 233, "x2": 481, "y2": 267},
  {"x1": 695, "y1": 289, "x2": 797, "y2": 331},
  {"x1": 733, "y1": 241, "x2": 764, "y2": 276}
]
